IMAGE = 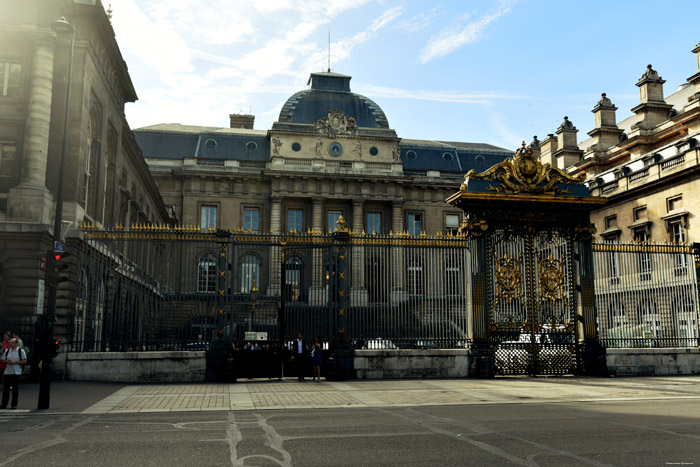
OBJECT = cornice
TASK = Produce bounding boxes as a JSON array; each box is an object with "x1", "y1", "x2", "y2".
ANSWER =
[{"x1": 630, "y1": 101, "x2": 673, "y2": 114}]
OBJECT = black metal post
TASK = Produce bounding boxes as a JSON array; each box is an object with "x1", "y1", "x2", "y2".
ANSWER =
[{"x1": 39, "y1": 18, "x2": 75, "y2": 410}]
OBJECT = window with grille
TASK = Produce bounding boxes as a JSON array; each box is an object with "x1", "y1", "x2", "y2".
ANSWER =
[
  {"x1": 407, "y1": 257, "x2": 423, "y2": 296},
  {"x1": 327, "y1": 211, "x2": 342, "y2": 233},
  {"x1": 367, "y1": 212, "x2": 381, "y2": 235},
  {"x1": 0, "y1": 60, "x2": 21, "y2": 98},
  {"x1": 288, "y1": 209, "x2": 303, "y2": 233},
  {"x1": 197, "y1": 253, "x2": 217, "y2": 293},
  {"x1": 201, "y1": 205, "x2": 217, "y2": 230},
  {"x1": 407, "y1": 213, "x2": 422, "y2": 236},
  {"x1": 241, "y1": 254, "x2": 261, "y2": 293},
  {"x1": 244, "y1": 208, "x2": 259, "y2": 232}
]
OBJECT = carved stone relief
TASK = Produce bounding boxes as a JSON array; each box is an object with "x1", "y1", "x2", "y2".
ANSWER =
[{"x1": 314, "y1": 110, "x2": 357, "y2": 138}]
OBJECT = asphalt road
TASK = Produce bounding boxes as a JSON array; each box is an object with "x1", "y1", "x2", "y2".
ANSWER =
[{"x1": 0, "y1": 397, "x2": 697, "y2": 466}]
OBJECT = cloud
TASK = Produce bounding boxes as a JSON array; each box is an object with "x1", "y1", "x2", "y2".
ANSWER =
[
  {"x1": 400, "y1": 7, "x2": 443, "y2": 33},
  {"x1": 362, "y1": 85, "x2": 529, "y2": 105},
  {"x1": 303, "y1": 5, "x2": 404, "y2": 72},
  {"x1": 485, "y1": 107, "x2": 524, "y2": 149},
  {"x1": 418, "y1": 1, "x2": 516, "y2": 64}
]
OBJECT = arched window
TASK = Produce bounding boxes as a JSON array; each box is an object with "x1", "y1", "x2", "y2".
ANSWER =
[
  {"x1": 241, "y1": 254, "x2": 261, "y2": 293},
  {"x1": 197, "y1": 253, "x2": 217, "y2": 293},
  {"x1": 285, "y1": 256, "x2": 303, "y2": 301}
]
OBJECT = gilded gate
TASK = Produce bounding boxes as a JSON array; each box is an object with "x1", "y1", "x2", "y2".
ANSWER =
[{"x1": 448, "y1": 142, "x2": 607, "y2": 376}]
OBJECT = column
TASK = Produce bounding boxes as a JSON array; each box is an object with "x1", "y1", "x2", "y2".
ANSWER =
[
  {"x1": 391, "y1": 201, "x2": 406, "y2": 300},
  {"x1": 267, "y1": 197, "x2": 282, "y2": 296},
  {"x1": 309, "y1": 198, "x2": 325, "y2": 305},
  {"x1": 8, "y1": 37, "x2": 56, "y2": 223},
  {"x1": 350, "y1": 201, "x2": 367, "y2": 306}
]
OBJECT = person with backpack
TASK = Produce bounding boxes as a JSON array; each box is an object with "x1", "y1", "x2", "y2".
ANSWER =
[
  {"x1": 0, "y1": 333, "x2": 9, "y2": 385},
  {"x1": 1, "y1": 338, "x2": 26, "y2": 409}
]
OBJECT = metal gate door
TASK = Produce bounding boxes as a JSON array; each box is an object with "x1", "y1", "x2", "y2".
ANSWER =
[{"x1": 487, "y1": 228, "x2": 578, "y2": 375}]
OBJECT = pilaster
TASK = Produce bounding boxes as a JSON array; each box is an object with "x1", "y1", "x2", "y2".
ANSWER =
[{"x1": 7, "y1": 36, "x2": 57, "y2": 223}]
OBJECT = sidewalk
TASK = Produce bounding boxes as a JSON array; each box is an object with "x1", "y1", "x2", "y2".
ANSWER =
[{"x1": 5, "y1": 375, "x2": 700, "y2": 414}]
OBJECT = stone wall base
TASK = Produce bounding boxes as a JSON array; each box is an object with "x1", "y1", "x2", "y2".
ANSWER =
[
  {"x1": 606, "y1": 348, "x2": 700, "y2": 376},
  {"x1": 65, "y1": 351, "x2": 206, "y2": 382},
  {"x1": 354, "y1": 349, "x2": 470, "y2": 379}
]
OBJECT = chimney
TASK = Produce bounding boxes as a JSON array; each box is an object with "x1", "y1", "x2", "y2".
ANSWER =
[
  {"x1": 685, "y1": 41, "x2": 700, "y2": 111},
  {"x1": 630, "y1": 65, "x2": 672, "y2": 131},
  {"x1": 553, "y1": 117, "x2": 583, "y2": 169},
  {"x1": 585, "y1": 93, "x2": 624, "y2": 157},
  {"x1": 229, "y1": 113, "x2": 255, "y2": 129},
  {"x1": 539, "y1": 134, "x2": 558, "y2": 167},
  {"x1": 528, "y1": 136, "x2": 541, "y2": 159}
]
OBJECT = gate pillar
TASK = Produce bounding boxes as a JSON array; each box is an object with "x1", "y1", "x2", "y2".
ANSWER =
[
  {"x1": 326, "y1": 216, "x2": 354, "y2": 380},
  {"x1": 447, "y1": 142, "x2": 608, "y2": 377},
  {"x1": 576, "y1": 235, "x2": 608, "y2": 376}
]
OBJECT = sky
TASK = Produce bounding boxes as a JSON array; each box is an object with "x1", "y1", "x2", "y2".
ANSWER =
[{"x1": 109, "y1": 0, "x2": 700, "y2": 150}]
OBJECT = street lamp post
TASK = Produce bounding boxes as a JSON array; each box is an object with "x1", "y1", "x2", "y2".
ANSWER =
[{"x1": 39, "y1": 17, "x2": 75, "y2": 410}]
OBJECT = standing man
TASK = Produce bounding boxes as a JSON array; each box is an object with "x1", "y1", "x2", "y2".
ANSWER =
[
  {"x1": 292, "y1": 332, "x2": 308, "y2": 382},
  {"x1": 1, "y1": 338, "x2": 26, "y2": 409}
]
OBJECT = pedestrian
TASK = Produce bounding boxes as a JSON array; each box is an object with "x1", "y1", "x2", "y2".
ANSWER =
[
  {"x1": 291, "y1": 332, "x2": 308, "y2": 382},
  {"x1": 0, "y1": 333, "x2": 9, "y2": 385},
  {"x1": 1, "y1": 338, "x2": 27, "y2": 409},
  {"x1": 12, "y1": 333, "x2": 23, "y2": 349},
  {"x1": 311, "y1": 335, "x2": 322, "y2": 382}
]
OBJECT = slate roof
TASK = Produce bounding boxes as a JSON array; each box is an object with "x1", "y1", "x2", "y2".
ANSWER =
[
  {"x1": 276, "y1": 73, "x2": 390, "y2": 128},
  {"x1": 134, "y1": 126, "x2": 268, "y2": 161},
  {"x1": 400, "y1": 140, "x2": 512, "y2": 174}
]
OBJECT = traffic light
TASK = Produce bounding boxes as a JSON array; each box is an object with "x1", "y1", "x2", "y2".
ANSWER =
[
  {"x1": 49, "y1": 340, "x2": 60, "y2": 358},
  {"x1": 49, "y1": 250, "x2": 71, "y2": 286}
]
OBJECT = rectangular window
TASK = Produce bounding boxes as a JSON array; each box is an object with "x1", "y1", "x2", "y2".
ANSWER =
[
  {"x1": 445, "y1": 251, "x2": 461, "y2": 296},
  {"x1": 244, "y1": 208, "x2": 260, "y2": 232},
  {"x1": 288, "y1": 208, "x2": 303, "y2": 233},
  {"x1": 407, "y1": 260, "x2": 423, "y2": 296},
  {"x1": 0, "y1": 142, "x2": 16, "y2": 191},
  {"x1": 407, "y1": 213, "x2": 422, "y2": 236},
  {"x1": 672, "y1": 222, "x2": 688, "y2": 271},
  {"x1": 634, "y1": 227, "x2": 652, "y2": 278},
  {"x1": 327, "y1": 210, "x2": 342, "y2": 233},
  {"x1": 445, "y1": 214, "x2": 460, "y2": 236},
  {"x1": 200, "y1": 205, "x2": 217, "y2": 230},
  {"x1": 367, "y1": 212, "x2": 381, "y2": 235},
  {"x1": 0, "y1": 60, "x2": 21, "y2": 98}
]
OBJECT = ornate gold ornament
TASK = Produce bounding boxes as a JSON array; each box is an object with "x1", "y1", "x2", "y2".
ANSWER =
[
  {"x1": 457, "y1": 217, "x2": 489, "y2": 237},
  {"x1": 314, "y1": 110, "x2": 357, "y2": 138},
  {"x1": 334, "y1": 215, "x2": 349, "y2": 233},
  {"x1": 465, "y1": 142, "x2": 584, "y2": 195},
  {"x1": 538, "y1": 254, "x2": 568, "y2": 306},
  {"x1": 494, "y1": 253, "x2": 524, "y2": 307}
]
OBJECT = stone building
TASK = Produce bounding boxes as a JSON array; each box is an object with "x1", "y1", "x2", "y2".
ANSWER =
[
  {"x1": 134, "y1": 72, "x2": 512, "y2": 298},
  {"x1": 533, "y1": 41, "x2": 700, "y2": 245},
  {"x1": 0, "y1": 0, "x2": 171, "y2": 325}
]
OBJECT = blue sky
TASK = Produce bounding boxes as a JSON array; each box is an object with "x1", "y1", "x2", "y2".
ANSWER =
[{"x1": 111, "y1": 0, "x2": 700, "y2": 150}]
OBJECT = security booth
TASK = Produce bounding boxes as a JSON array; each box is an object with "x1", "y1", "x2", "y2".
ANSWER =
[{"x1": 447, "y1": 143, "x2": 608, "y2": 377}]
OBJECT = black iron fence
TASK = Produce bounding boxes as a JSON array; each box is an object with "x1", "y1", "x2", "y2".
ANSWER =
[
  {"x1": 69, "y1": 226, "x2": 700, "y2": 352},
  {"x1": 592, "y1": 242, "x2": 700, "y2": 348},
  {"x1": 73, "y1": 226, "x2": 472, "y2": 351}
]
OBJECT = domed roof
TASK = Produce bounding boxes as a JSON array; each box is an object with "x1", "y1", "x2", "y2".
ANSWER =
[{"x1": 276, "y1": 72, "x2": 390, "y2": 128}]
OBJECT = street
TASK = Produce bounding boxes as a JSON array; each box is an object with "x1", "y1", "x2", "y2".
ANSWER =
[{"x1": 0, "y1": 377, "x2": 698, "y2": 466}]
